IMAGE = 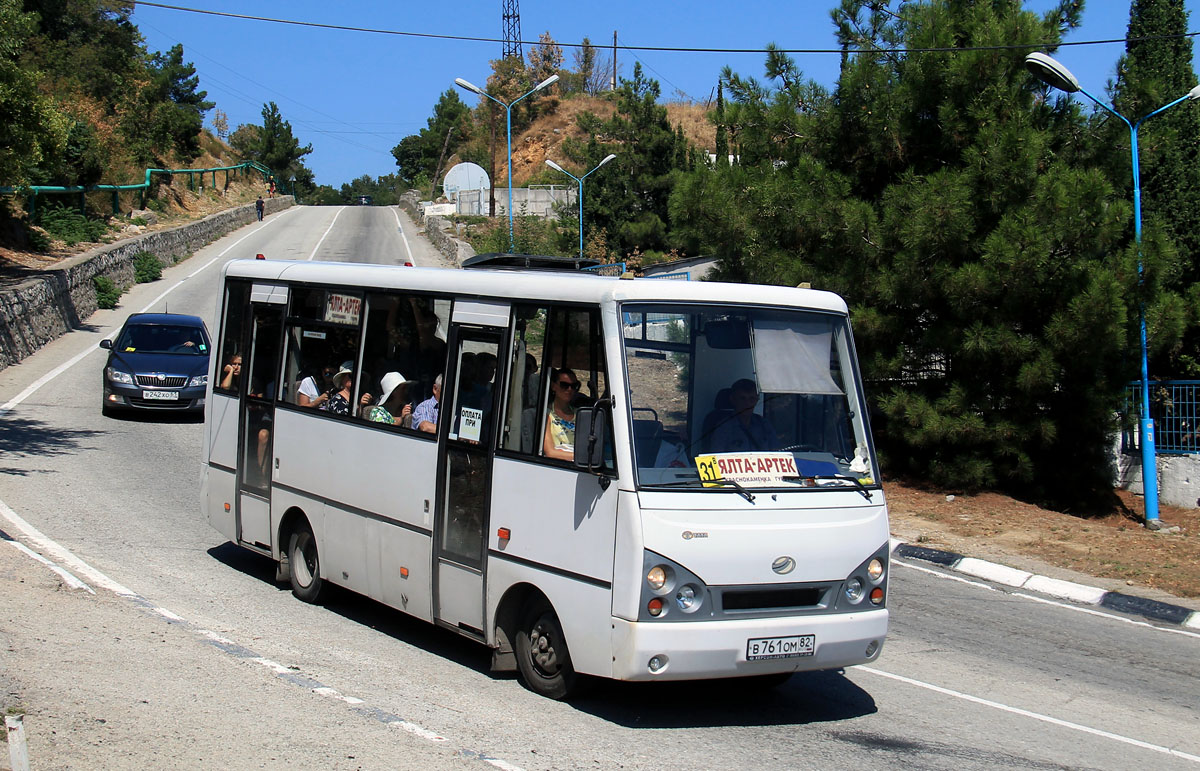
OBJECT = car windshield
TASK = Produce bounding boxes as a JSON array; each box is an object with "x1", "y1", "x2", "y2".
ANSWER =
[
  {"x1": 115, "y1": 323, "x2": 209, "y2": 355},
  {"x1": 622, "y1": 304, "x2": 877, "y2": 491}
]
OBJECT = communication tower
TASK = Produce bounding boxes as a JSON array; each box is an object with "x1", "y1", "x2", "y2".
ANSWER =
[{"x1": 502, "y1": 0, "x2": 522, "y2": 59}]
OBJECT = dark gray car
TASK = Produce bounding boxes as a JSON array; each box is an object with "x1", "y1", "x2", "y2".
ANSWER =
[{"x1": 100, "y1": 313, "x2": 211, "y2": 414}]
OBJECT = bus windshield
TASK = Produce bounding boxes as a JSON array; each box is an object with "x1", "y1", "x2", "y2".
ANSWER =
[{"x1": 622, "y1": 303, "x2": 877, "y2": 490}]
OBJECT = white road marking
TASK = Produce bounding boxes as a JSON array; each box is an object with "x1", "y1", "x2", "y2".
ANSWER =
[
  {"x1": 391, "y1": 207, "x2": 415, "y2": 265},
  {"x1": 308, "y1": 206, "x2": 345, "y2": 261},
  {"x1": 389, "y1": 720, "x2": 448, "y2": 743},
  {"x1": 312, "y1": 687, "x2": 365, "y2": 705},
  {"x1": 5, "y1": 540, "x2": 93, "y2": 593},
  {"x1": 895, "y1": 558, "x2": 1200, "y2": 638},
  {"x1": 859, "y1": 665, "x2": 1200, "y2": 763}
]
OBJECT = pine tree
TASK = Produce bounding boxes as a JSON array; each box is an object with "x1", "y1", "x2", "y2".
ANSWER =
[{"x1": 671, "y1": 0, "x2": 1155, "y2": 508}]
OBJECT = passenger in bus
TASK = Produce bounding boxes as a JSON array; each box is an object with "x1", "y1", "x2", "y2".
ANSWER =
[
  {"x1": 523, "y1": 353, "x2": 540, "y2": 408},
  {"x1": 298, "y1": 364, "x2": 336, "y2": 409},
  {"x1": 709, "y1": 378, "x2": 779, "y2": 453},
  {"x1": 367, "y1": 371, "x2": 412, "y2": 427},
  {"x1": 543, "y1": 368, "x2": 580, "y2": 460},
  {"x1": 323, "y1": 362, "x2": 356, "y2": 416},
  {"x1": 219, "y1": 354, "x2": 242, "y2": 390},
  {"x1": 413, "y1": 374, "x2": 441, "y2": 433}
]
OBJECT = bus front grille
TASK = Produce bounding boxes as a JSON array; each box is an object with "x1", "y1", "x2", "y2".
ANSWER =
[{"x1": 720, "y1": 586, "x2": 826, "y2": 611}]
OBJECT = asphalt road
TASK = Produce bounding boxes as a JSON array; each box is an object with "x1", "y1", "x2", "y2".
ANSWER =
[{"x1": 0, "y1": 205, "x2": 1197, "y2": 770}]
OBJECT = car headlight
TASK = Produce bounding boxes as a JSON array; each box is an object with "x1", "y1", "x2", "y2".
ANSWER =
[
  {"x1": 106, "y1": 367, "x2": 134, "y2": 385},
  {"x1": 188, "y1": 374, "x2": 208, "y2": 387}
]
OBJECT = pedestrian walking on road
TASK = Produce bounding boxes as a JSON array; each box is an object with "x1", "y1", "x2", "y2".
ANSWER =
[{"x1": 255, "y1": 196, "x2": 264, "y2": 221}]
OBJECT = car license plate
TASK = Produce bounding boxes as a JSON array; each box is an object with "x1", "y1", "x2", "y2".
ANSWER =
[
  {"x1": 142, "y1": 389, "x2": 179, "y2": 401},
  {"x1": 746, "y1": 634, "x2": 815, "y2": 661}
]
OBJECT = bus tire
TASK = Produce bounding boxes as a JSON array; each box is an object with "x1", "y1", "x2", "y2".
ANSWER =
[
  {"x1": 515, "y1": 599, "x2": 577, "y2": 700},
  {"x1": 288, "y1": 526, "x2": 325, "y2": 603}
]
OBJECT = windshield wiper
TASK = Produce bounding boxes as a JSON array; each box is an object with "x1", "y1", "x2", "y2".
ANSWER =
[
  {"x1": 643, "y1": 478, "x2": 756, "y2": 503},
  {"x1": 781, "y1": 475, "x2": 874, "y2": 501}
]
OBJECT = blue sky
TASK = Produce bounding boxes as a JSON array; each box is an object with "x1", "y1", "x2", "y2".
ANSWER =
[{"x1": 131, "y1": 0, "x2": 1200, "y2": 188}]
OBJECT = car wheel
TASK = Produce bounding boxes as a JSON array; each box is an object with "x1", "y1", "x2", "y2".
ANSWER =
[
  {"x1": 515, "y1": 598, "x2": 577, "y2": 700},
  {"x1": 288, "y1": 526, "x2": 325, "y2": 603}
]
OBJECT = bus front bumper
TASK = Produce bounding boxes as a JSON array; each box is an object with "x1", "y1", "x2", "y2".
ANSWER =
[{"x1": 610, "y1": 609, "x2": 888, "y2": 681}]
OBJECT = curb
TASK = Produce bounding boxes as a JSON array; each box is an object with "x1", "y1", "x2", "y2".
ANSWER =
[{"x1": 890, "y1": 540, "x2": 1200, "y2": 630}]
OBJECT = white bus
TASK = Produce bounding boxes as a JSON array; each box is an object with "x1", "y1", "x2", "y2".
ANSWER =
[{"x1": 202, "y1": 255, "x2": 889, "y2": 699}]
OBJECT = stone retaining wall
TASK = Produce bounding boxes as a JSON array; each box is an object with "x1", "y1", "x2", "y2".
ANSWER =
[
  {"x1": 399, "y1": 190, "x2": 475, "y2": 267},
  {"x1": 0, "y1": 196, "x2": 293, "y2": 370}
]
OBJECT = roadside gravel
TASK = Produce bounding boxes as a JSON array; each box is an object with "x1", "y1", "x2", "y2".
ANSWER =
[{"x1": 0, "y1": 539, "x2": 472, "y2": 771}]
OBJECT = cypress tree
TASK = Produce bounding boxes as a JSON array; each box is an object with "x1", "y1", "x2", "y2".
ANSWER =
[{"x1": 1109, "y1": 0, "x2": 1200, "y2": 375}]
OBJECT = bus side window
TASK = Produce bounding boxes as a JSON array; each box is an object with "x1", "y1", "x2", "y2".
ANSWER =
[
  {"x1": 216, "y1": 282, "x2": 249, "y2": 394},
  {"x1": 502, "y1": 306, "x2": 548, "y2": 453},
  {"x1": 502, "y1": 304, "x2": 612, "y2": 471},
  {"x1": 281, "y1": 286, "x2": 363, "y2": 416},
  {"x1": 359, "y1": 292, "x2": 449, "y2": 427}
]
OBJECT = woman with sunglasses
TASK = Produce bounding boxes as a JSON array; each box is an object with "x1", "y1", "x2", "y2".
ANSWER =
[{"x1": 543, "y1": 368, "x2": 580, "y2": 460}]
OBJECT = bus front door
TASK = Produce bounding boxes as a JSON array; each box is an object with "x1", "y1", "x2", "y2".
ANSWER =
[
  {"x1": 433, "y1": 326, "x2": 503, "y2": 638},
  {"x1": 237, "y1": 302, "x2": 284, "y2": 552}
]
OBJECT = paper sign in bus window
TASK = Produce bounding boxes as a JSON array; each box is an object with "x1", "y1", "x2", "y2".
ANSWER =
[{"x1": 459, "y1": 407, "x2": 483, "y2": 442}]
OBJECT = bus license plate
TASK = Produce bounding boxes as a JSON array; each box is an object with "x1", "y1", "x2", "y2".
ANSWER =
[
  {"x1": 142, "y1": 390, "x2": 178, "y2": 401},
  {"x1": 746, "y1": 634, "x2": 815, "y2": 661}
]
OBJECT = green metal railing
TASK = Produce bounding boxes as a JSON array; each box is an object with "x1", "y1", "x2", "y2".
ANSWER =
[{"x1": 0, "y1": 160, "x2": 290, "y2": 218}]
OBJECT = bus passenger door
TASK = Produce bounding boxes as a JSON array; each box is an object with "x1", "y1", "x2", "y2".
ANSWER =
[
  {"x1": 237, "y1": 299, "x2": 285, "y2": 552},
  {"x1": 434, "y1": 324, "x2": 504, "y2": 637}
]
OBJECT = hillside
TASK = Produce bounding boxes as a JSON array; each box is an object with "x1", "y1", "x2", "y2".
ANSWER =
[
  {"x1": 0, "y1": 130, "x2": 269, "y2": 274},
  {"x1": 448, "y1": 96, "x2": 714, "y2": 187}
]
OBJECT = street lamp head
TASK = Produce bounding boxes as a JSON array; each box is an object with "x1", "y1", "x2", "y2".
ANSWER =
[
  {"x1": 1024, "y1": 52, "x2": 1080, "y2": 94},
  {"x1": 1188, "y1": 84, "x2": 1200, "y2": 101},
  {"x1": 534, "y1": 74, "x2": 560, "y2": 93},
  {"x1": 454, "y1": 77, "x2": 484, "y2": 96},
  {"x1": 599, "y1": 154, "x2": 617, "y2": 167},
  {"x1": 545, "y1": 159, "x2": 566, "y2": 173}
]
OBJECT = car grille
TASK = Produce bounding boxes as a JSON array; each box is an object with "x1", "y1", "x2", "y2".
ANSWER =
[{"x1": 136, "y1": 375, "x2": 188, "y2": 387}]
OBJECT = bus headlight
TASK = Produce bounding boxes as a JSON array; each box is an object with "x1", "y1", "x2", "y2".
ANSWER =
[
  {"x1": 867, "y1": 558, "x2": 884, "y2": 582},
  {"x1": 647, "y1": 565, "x2": 673, "y2": 592},
  {"x1": 675, "y1": 584, "x2": 702, "y2": 612},
  {"x1": 844, "y1": 577, "x2": 865, "y2": 604}
]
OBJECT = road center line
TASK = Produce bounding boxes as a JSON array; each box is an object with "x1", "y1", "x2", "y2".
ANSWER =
[
  {"x1": 858, "y1": 665, "x2": 1200, "y2": 763},
  {"x1": 391, "y1": 207, "x2": 414, "y2": 265},
  {"x1": 308, "y1": 206, "x2": 345, "y2": 260}
]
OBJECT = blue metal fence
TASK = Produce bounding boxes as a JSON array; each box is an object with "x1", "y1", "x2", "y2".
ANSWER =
[{"x1": 1122, "y1": 380, "x2": 1200, "y2": 455}]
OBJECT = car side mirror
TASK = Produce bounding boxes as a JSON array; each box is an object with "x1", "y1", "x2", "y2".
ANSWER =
[
  {"x1": 573, "y1": 399, "x2": 612, "y2": 480},
  {"x1": 99, "y1": 339, "x2": 112, "y2": 349}
]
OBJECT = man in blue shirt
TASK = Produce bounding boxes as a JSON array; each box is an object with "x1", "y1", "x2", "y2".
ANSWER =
[{"x1": 413, "y1": 373, "x2": 441, "y2": 433}]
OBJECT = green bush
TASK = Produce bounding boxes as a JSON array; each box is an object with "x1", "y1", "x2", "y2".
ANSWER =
[
  {"x1": 93, "y1": 275, "x2": 121, "y2": 309},
  {"x1": 145, "y1": 197, "x2": 166, "y2": 213},
  {"x1": 133, "y1": 251, "x2": 163, "y2": 283},
  {"x1": 38, "y1": 204, "x2": 109, "y2": 246},
  {"x1": 130, "y1": 217, "x2": 147, "y2": 226}
]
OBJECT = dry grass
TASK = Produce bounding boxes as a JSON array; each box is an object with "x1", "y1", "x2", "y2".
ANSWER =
[{"x1": 887, "y1": 482, "x2": 1200, "y2": 602}]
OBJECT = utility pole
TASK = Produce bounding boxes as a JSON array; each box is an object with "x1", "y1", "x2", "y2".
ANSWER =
[{"x1": 612, "y1": 30, "x2": 617, "y2": 90}]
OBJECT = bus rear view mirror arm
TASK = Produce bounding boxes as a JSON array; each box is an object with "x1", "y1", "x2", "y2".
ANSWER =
[{"x1": 574, "y1": 399, "x2": 613, "y2": 487}]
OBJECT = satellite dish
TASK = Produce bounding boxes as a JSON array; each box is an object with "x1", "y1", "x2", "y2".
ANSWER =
[{"x1": 442, "y1": 162, "x2": 490, "y2": 201}]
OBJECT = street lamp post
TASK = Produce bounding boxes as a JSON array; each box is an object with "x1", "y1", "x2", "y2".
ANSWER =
[
  {"x1": 455, "y1": 74, "x2": 560, "y2": 253},
  {"x1": 545, "y1": 154, "x2": 617, "y2": 260},
  {"x1": 1025, "y1": 52, "x2": 1200, "y2": 527}
]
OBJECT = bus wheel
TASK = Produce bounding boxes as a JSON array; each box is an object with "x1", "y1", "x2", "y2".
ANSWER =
[
  {"x1": 288, "y1": 526, "x2": 325, "y2": 603},
  {"x1": 515, "y1": 599, "x2": 577, "y2": 700}
]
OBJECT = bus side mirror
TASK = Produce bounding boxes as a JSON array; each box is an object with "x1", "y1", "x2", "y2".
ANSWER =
[{"x1": 573, "y1": 400, "x2": 611, "y2": 476}]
